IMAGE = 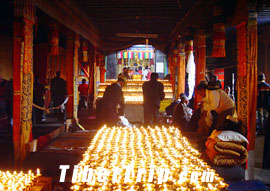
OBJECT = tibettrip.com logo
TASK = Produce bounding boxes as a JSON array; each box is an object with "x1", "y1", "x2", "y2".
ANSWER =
[{"x1": 59, "y1": 165, "x2": 216, "y2": 183}]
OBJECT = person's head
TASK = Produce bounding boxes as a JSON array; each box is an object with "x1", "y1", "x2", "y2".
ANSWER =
[
  {"x1": 179, "y1": 93, "x2": 185, "y2": 99},
  {"x1": 139, "y1": 66, "x2": 142, "y2": 71},
  {"x1": 82, "y1": 79, "x2": 86, "y2": 84},
  {"x1": 180, "y1": 95, "x2": 189, "y2": 105},
  {"x1": 123, "y1": 67, "x2": 128, "y2": 72},
  {"x1": 210, "y1": 75, "x2": 218, "y2": 82},
  {"x1": 258, "y1": 72, "x2": 265, "y2": 81},
  {"x1": 117, "y1": 76, "x2": 127, "y2": 87},
  {"x1": 224, "y1": 85, "x2": 231, "y2": 95},
  {"x1": 135, "y1": 68, "x2": 139, "y2": 73},
  {"x1": 208, "y1": 80, "x2": 221, "y2": 90},
  {"x1": 56, "y1": 71, "x2": 61, "y2": 77},
  {"x1": 145, "y1": 66, "x2": 148, "y2": 70},
  {"x1": 150, "y1": 73, "x2": 159, "y2": 81},
  {"x1": 196, "y1": 80, "x2": 208, "y2": 97}
]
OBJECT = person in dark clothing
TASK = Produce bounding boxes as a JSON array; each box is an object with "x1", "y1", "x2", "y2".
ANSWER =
[
  {"x1": 33, "y1": 76, "x2": 45, "y2": 123},
  {"x1": 101, "y1": 76, "x2": 126, "y2": 126},
  {"x1": 257, "y1": 73, "x2": 270, "y2": 134},
  {"x1": 50, "y1": 71, "x2": 67, "y2": 122},
  {"x1": 173, "y1": 95, "x2": 193, "y2": 131},
  {"x1": 143, "y1": 73, "x2": 165, "y2": 125},
  {"x1": 165, "y1": 93, "x2": 186, "y2": 116}
]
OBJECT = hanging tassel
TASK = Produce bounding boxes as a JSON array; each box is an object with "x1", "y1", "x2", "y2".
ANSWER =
[
  {"x1": 82, "y1": 41, "x2": 88, "y2": 62},
  {"x1": 50, "y1": 24, "x2": 59, "y2": 56},
  {"x1": 212, "y1": 5, "x2": 226, "y2": 57},
  {"x1": 212, "y1": 23, "x2": 226, "y2": 57}
]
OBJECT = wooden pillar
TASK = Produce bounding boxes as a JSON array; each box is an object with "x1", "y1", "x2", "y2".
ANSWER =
[
  {"x1": 177, "y1": 42, "x2": 185, "y2": 96},
  {"x1": 73, "y1": 34, "x2": 80, "y2": 120},
  {"x1": 88, "y1": 48, "x2": 95, "y2": 95},
  {"x1": 170, "y1": 46, "x2": 178, "y2": 94},
  {"x1": 194, "y1": 30, "x2": 206, "y2": 109},
  {"x1": 66, "y1": 32, "x2": 74, "y2": 119},
  {"x1": 236, "y1": 12, "x2": 257, "y2": 180},
  {"x1": 13, "y1": 0, "x2": 36, "y2": 166},
  {"x1": 100, "y1": 55, "x2": 106, "y2": 83}
]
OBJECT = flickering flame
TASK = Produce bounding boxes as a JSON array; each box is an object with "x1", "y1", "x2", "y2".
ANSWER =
[
  {"x1": 98, "y1": 79, "x2": 173, "y2": 104},
  {"x1": 71, "y1": 125, "x2": 228, "y2": 190},
  {"x1": 0, "y1": 169, "x2": 41, "y2": 191}
]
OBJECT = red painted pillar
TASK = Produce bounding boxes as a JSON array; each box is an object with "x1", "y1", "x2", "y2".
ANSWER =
[
  {"x1": 236, "y1": 12, "x2": 258, "y2": 179},
  {"x1": 66, "y1": 32, "x2": 74, "y2": 119},
  {"x1": 177, "y1": 42, "x2": 185, "y2": 97},
  {"x1": 13, "y1": 0, "x2": 36, "y2": 166},
  {"x1": 194, "y1": 31, "x2": 206, "y2": 109},
  {"x1": 13, "y1": 20, "x2": 23, "y2": 165}
]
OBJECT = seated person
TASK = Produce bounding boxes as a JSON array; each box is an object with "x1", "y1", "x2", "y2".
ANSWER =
[
  {"x1": 197, "y1": 80, "x2": 236, "y2": 132},
  {"x1": 184, "y1": 81, "x2": 237, "y2": 150},
  {"x1": 173, "y1": 95, "x2": 193, "y2": 131},
  {"x1": 165, "y1": 93, "x2": 184, "y2": 116},
  {"x1": 224, "y1": 85, "x2": 235, "y2": 101}
]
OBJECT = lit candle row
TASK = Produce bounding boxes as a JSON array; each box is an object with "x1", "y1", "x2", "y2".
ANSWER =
[
  {"x1": 71, "y1": 126, "x2": 228, "y2": 191},
  {"x1": 98, "y1": 89, "x2": 173, "y2": 93},
  {"x1": 97, "y1": 95, "x2": 173, "y2": 104},
  {"x1": 0, "y1": 169, "x2": 41, "y2": 191}
]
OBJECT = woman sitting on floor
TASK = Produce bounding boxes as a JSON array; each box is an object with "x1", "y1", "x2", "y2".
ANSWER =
[{"x1": 184, "y1": 80, "x2": 238, "y2": 150}]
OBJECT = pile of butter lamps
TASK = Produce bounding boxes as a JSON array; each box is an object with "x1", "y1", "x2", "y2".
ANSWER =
[
  {"x1": 71, "y1": 126, "x2": 228, "y2": 191},
  {"x1": 0, "y1": 169, "x2": 41, "y2": 191}
]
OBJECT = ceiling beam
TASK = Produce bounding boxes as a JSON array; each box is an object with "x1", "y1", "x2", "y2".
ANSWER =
[
  {"x1": 33, "y1": 0, "x2": 106, "y2": 50},
  {"x1": 116, "y1": 33, "x2": 158, "y2": 38}
]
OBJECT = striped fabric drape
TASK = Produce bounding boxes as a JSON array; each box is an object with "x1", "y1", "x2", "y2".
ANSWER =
[{"x1": 118, "y1": 51, "x2": 153, "y2": 60}]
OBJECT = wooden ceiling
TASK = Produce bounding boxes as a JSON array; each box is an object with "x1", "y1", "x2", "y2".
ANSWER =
[{"x1": 75, "y1": 0, "x2": 196, "y2": 52}]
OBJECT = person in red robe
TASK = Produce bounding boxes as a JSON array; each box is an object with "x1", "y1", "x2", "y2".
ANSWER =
[{"x1": 78, "y1": 79, "x2": 88, "y2": 111}]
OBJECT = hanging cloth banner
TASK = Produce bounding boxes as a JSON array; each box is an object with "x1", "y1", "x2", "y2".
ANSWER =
[
  {"x1": 138, "y1": 52, "x2": 142, "y2": 59},
  {"x1": 50, "y1": 24, "x2": 59, "y2": 56},
  {"x1": 123, "y1": 51, "x2": 128, "y2": 59},
  {"x1": 185, "y1": 40, "x2": 195, "y2": 100},
  {"x1": 82, "y1": 41, "x2": 88, "y2": 62},
  {"x1": 149, "y1": 52, "x2": 153, "y2": 59},
  {"x1": 132, "y1": 51, "x2": 136, "y2": 59},
  {"x1": 212, "y1": 6, "x2": 226, "y2": 57},
  {"x1": 128, "y1": 51, "x2": 132, "y2": 59},
  {"x1": 212, "y1": 23, "x2": 226, "y2": 57},
  {"x1": 144, "y1": 52, "x2": 149, "y2": 59},
  {"x1": 117, "y1": 52, "x2": 123, "y2": 59}
]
